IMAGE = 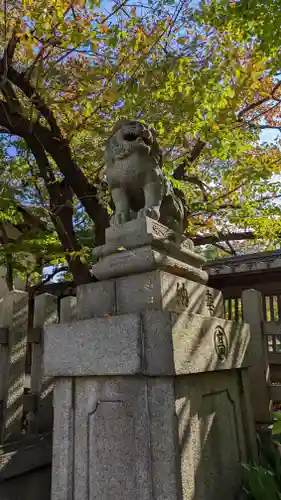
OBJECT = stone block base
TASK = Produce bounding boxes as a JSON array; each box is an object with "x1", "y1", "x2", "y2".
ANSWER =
[
  {"x1": 45, "y1": 310, "x2": 256, "y2": 500},
  {"x1": 75, "y1": 270, "x2": 224, "y2": 320},
  {"x1": 44, "y1": 218, "x2": 256, "y2": 500},
  {"x1": 92, "y1": 218, "x2": 208, "y2": 284},
  {"x1": 50, "y1": 369, "x2": 255, "y2": 500}
]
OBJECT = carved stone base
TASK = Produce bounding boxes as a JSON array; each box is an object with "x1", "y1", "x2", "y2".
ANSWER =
[
  {"x1": 104, "y1": 217, "x2": 195, "y2": 251},
  {"x1": 75, "y1": 270, "x2": 224, "y2": 319},
  {"x1": 92, "y1": 218, "x2": 208, "y2": 283},
  {"x1": 44, "y1": 298, "x2": 256, "y2": 500},
  {"x1": 44, "y1": 217, "x2": 257, "y2": 500}
]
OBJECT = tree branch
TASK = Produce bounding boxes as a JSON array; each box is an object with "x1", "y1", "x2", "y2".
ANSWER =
[
  {"x1": 24, "y1": 134, "x2": 91, "y2": 284},
  {"x1": 173, "y1": 140, "x2": 205, "y2": 180},
  {"x1": 251, "y1": 125, "x2": 281, "y2": 131},
  {"x1": 238, "y1": 80, "x2": 281, "y2": 119},
  {"x1": 0, "y1": 100, "x2": 109, "y2": 244},
  {"x1": 4, "y1": 29, "x2": 20, "y2": 69},
  {"x1": 0, "y1": 59, "x2": 63, "y2": 137},
  {"x1": 0, "y1": 222, "x2": 14, "y2": 291},
  {"x1": 212, "y1": 242, "x2": 235, "y2": 255},
  {"x1": 192, "y1": 231, "x2": 256, "y2": 246}
]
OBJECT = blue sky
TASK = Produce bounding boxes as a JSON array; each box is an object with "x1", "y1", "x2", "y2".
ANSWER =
[{"x1": 260, "y1": 128, "x2": 281, "y2": 144}]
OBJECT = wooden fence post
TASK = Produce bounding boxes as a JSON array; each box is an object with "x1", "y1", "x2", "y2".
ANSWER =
[{"x1": 242, "y1": 289, "x2": 271, "y2": 423}]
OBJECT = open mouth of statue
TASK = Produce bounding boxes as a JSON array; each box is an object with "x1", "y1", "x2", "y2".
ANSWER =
[{"x1": 123, "y1": 132, "x2": 150, "y2": 145}]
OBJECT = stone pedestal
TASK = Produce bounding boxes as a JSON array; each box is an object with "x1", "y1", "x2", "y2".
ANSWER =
[{"x1": 44, "y1": 218, "x2": 257, "y2": 500}]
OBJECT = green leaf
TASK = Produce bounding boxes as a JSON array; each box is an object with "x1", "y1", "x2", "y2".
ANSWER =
[{"x1": 272, "y1": 421, "x2": 281, "y2": 436}]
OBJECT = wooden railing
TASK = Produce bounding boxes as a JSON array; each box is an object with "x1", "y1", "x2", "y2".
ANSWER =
[
  {"x1": 225, "y1": 293, "x2": 281, "y2": 386},
  {"x1": 230, "y1": 289, "x2": 281, "y2": 423}
]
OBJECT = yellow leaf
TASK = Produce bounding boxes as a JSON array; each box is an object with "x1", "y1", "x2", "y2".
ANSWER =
[
  {"x1": 105, "y1": 90, "x2": 117, "y2": 103},
  {"x1": 100, "y1": 24, "x2": 109, "y2": 33},
  {"x1": 23, "y1": 39, "x2": 34, "y2": 59}
]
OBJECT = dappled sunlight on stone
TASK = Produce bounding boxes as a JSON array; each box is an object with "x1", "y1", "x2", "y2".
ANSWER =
[{"x1": 6, "y1": 377, "x2": 24, "y2": 408}]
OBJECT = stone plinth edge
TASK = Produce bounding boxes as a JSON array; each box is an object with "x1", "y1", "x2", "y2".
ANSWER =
[
  {"x1": 44, "y1": 311, "x2": 250, "y2": 377},
  {"x1": 92, "y1": 218, "x2": 207, "y2": 283}
]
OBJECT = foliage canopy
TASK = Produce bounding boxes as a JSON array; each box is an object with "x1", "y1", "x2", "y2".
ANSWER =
[{"x1": 0, "y1": 0, "x2": 280, "y2": 286}]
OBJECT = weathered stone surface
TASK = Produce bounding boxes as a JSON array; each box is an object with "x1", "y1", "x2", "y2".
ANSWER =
[
  {"x1": 31, "y1": 293, "x2": 58, "y2": 434},
  {"x1": 60, "y1": 296, "x2": 77, "y2": 323},
  {"x1": 116, "y1": 271, "x2": 223, "y2": 317},
  {"x1": 74, "y1": 377, "x2": 152, "y2": 500},
  {"x1": 147, "y1": 378, "x2": 181, "y2": 500},
  {"x1": 142, "y1": 310, "x2": 174, "y2": 375},
  {"x1": 45, "y1": 308, "x2": 249, "y2": 378},
  {"x1": 92, "y1": 245, "x2": 208, "y2": 283},
  {"x1": 96, "y1": 218, "x2": 198, "y2": 260},
  {"x1": 175, "y1": 371, "x2": 250, "y2": 500},
  {"x1": 44, "y1": 314, "x2": 142, "y2": 376},
  {"x1": 238, "y1": 369, "x2": 258, "y2": 459},
  {"x1": 171, "y1": 312, "x2": 250, "y2": 375},
  {"x1": 97, "y1": 218, "x2": 202, "y2": 273},
  {"x1": 51, "y1": 378, "x2": 73, "y2": 500},
  {"x1": 74, "y1": 272, "x2": 223, "y2": 321},
  {"x1": 76, "y1": 281, "x2": 116, "y2": 320},
  {"x1": 89, "y1": 401, "x2": 136, "y2": 500},
  {"x1": 0, "y1": 291, "x2": 28, "y2": 442},
  {"x1": 106, "y1": 216, "x2": 180, "y2": 247},
  {"x1": 49, "y1": 369, "x2": 254, "y2": 500},
  {"x1": 105, "y1": 120, "x2": 187, "y2": 233},
  {"x1": 141, "y1": 310, "x2": 250, "y2": 376},
  {"x1": 242, "y1": 289, "x2": 271, "y2": 423},
  {"x1": 46, "y1": 203, "x2": 257, "y2": 500}
]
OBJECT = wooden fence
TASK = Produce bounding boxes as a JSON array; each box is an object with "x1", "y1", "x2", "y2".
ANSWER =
[
  {"x1": 206, "y1": 250, "x2": 281, "y2": 414},
  {"x1": 225, "y1": 295, "x2": 281, "y2": 373},
  {"x1": 212, "y1": 290, "x2": 281, "y2": 395}
]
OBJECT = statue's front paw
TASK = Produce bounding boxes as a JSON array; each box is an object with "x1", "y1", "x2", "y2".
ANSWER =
[
  {"x1": 110, "y1": 212, "x2": 130, "y2": 227},
  {"x1": 138, "y1": 207, "x2": 160, "y2": 221}
]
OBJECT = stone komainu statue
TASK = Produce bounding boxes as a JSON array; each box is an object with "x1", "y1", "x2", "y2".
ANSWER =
[{"x1": 105, "y1": 119, "x2": 187, "y2": 233}]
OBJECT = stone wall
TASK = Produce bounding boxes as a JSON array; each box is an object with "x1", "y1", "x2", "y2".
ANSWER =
[{"x1": 0, "y1": 291, "x2": 58, "y2": 499}]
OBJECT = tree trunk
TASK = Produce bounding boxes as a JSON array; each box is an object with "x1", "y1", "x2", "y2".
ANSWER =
[
  {"x1": 49, "y1": 179, "x2": 92, "y2": 285},
  {"x1": 5, "y1": 258, "x2": 14, "y2": 291},
  {"x1": 0, "y1": 102, "x2": 110, "y2": 246},
  {"x1": 40, "y1": 135, "x2": 110, "y2": 245},
  {"x1": 25, "y1": 135, "x2": 92, "y2": 285}
]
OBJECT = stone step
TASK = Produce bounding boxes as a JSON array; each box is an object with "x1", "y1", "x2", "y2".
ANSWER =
[
  {"x1": 92, "y1": 245, "x2": 208, "y2": 283},
  {"x1": 0, "y1": 433, "x2": 52, "y2": 480},
  {"x1": 92, "y1": 217, "x2": 207, "y2": 283},
  {"x1": 105, "y1": 217, "x2": 196, "y2": 253}
]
